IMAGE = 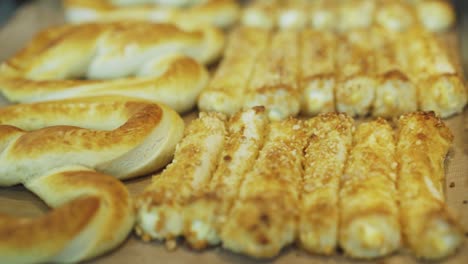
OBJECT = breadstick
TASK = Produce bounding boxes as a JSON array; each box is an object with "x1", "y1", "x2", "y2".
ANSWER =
[
  {"x1": 135, "y1": 112, "x2": 226, "y2": 243},
  {"x1": 241, "y1": 0, "x2": 277, "y2": 29},
  {"x1": 221, "y1": 118, "x2": 307, "y2": 258},
  {"x1": 309, "y1": 0, "x2": 337, "y2": 30},
  {"x1": 335, "y1": 29, "x2": 376, "y2": 116},
  {"x1": 299, "y1": 113, "x2": 353, "y2": 255},
  {"x1": 300, "y1": 29, "x2": 336, "y2": 116},
  {"x1": 375, "y1": 0, "x2": 416, "y2": 31},
  {"x1": 397, "y1": 112, "x2": 463, "y2": 259},
  {"x1": 277, "y1": 0, "x2": 308, "y2": 29},
  {"x1": 244, "y1": 30, "x2": 300, "y2": 121},
  {"x1": 405, "y1": 29, "x2": 467, "y2": 118},
  {"x1": 183, "y1": 107, "x2": 268, "y2": 249},
  {"x1": 372, "y1": 28, "x2": 417, "y2": 117},
  {"x1": 198, "y1": 27, "x2": 270, "y2": 115},
  {"x1": 339, "y1": 118, "x2": 400, "y2": 258},
  {"x1": 337, "y1": 0, "x2": 376, "y2": 32}
]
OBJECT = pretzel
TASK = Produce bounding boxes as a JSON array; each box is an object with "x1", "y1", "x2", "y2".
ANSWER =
[
  {"x1": 242, "y1": 0, "x2": 455, "y2": 32},
  {"x1": 0, "y1": 22, "x2": 224, "y2": 113},
  {"x1": 63, "y1": 0, "x2": 240, "y2": 29},
  {"x1": 0, "y1": 96, "x2": 184, "y2": 262}
]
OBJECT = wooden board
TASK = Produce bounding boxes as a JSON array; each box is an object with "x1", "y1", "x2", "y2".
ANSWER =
[{"x1": 0, "y1": 2, "x2": 467, "y2": 263}]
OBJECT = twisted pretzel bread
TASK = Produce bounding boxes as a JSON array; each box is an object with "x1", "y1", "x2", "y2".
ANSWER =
[
  {"x1": 0, "y1": 96, "x2": 184, "y2": 262},
  {"x1": 0, "y1": 22, "x2": 224, "y2": 113},
  {"x1": 63, "y1": 0, "x2": 240, "y2": 29}
]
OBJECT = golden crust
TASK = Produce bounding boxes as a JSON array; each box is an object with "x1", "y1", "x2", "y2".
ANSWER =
[
  {"x1": 404, "y1": 29, "x2": 467, "y2": 117},
  {"x1": 0, "y1": 22, "x2": 224, "y2": 113},
  {"x1": 335, "y1": 29, "x2": 376, "y2": 116},
  {"x1": 241, "y1": 0, "x2": 455, "y2": 32},
  {"x1": 183, "y1": 107, "x2": 268, "y2": 248},
  {"x1": 134, "y1": 109, "x2": 461, "y2": 260},
  {"x1": 221, "y1": 118, "x2": 308, "y2": 257},
  {"x1": 206, "y1": 25, "x2": 465, "y2": 119},
  {"x1": 299, "y1": 113, "x2": 353, "y2": 255},
  {"x1": 244, "y1": 31, "x2": 301, "y2": 121},
  {"x1": 339, "y1": 119, "x2": 401, "y2": 258},
  {"x1": 136, "y1": 112, "x2": 226, "y2": 240},
  {"x1": 63, "y1": 0, "x2": 240, "y2": 28},
  {"x1": 397, "y1": 111, "x2": 463, "y2": 259},
  {"x1": 300, "y1": 30, "x2": 336, "y2": 115},
  {"x1": 0, "y1": 96, "x2": 184, "y2": 185},
  {"x1": 0, "y1": 166, "x2": 134, "y2": 263},
  {"x1": 198, "y1": 27, "x2": 270, "y2": 115}
]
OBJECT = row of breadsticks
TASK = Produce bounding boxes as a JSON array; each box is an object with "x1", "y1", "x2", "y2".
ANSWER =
[
  {"x1": 62, "y1": 0, "x2": 455, "y2": 33},
  {"x1": 136, "y1": 108, "x2": 463, "y2": 260},
  {"x1": 242, "y1": 0, "x2": 455, "y2": 32},
  {"x1": 199, "y1": 26, "x2": 467, "y2": 120}
]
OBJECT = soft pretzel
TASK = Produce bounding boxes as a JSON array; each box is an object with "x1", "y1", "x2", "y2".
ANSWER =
[
  {"x1": 0, "y1": 96, "x2": 184, "y2": 262},
  {"x1": 0, "y1": 22, "x2": 224, "y2": 113},
  {"x1": 242, "y1": 0, "x2": 455, "y2": 32},
  {"x1": 63, "y1": 0, "x2": 240, "y2": 29}
]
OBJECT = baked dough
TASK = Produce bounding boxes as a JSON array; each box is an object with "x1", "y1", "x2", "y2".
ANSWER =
[
  {"x1": 242, "y1": 0, "x2": 455, "y2": 32},
  {"x1": 397, "y1": 112, "x2": 463, "y2": 259},
  {"x1": 0, "y1": 166, "x2": 134, "y2": 263},
  {"x1": 0, "y1": 97, "x2": 184, "y2": 262},
  {"x1": 339, "y1": 118, "x2": 400, "y2": 258},
  {"x1": 199, "y1": 26, "x2": 466, "y2": 119},
  {"x1": 135, "y1": 109, "x2": 462, "y2": 260},
  {"x1": 63, "y1": 0, "x2": 240, "y2": 29},
  {"x1": 0, "y1": 22, "x2": 224, "y2": 113}
]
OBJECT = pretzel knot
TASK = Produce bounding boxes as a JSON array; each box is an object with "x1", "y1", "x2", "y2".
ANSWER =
[
  {"x1": 63, "y1": 0, "x2": 240, "y2": 29},
  {"x1": 0, "y1": 22, "x2": 224, "y2": 113},
  {"x1": 0, "y1": 97, "x2": 185, "y2": 262}
]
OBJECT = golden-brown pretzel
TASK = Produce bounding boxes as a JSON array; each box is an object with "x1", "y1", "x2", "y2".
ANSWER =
[
  {"x1": 0, "y1": 96, "x2": 184, "y2": 262},
  {"x1": 0, "y1": 22, "x2": 224, "y2": 113},
  {"x1": 63, "y1": 0, "x2": 240, "y2": 29}
]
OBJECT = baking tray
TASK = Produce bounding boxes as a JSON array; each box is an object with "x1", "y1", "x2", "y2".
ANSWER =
[{"x1": 0, "y1": 1, "x2": 467, "y2": 263}]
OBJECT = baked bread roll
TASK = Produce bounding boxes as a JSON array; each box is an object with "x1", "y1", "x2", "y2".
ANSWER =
[
  {"x1": 397, "y1": 112, "x2": 463, "y2": 259},
  {"x1": 63, "y1": 0, "x2": 240, "y2": 29},
  {"x1": 0, "y1": 22, "x2": 224, "y2": 113},
  {"x1": 200, "y1": 26, "x2": 466, "y2": 119},
  {"x1": 135, "y1": 109, "x2": 462, "y2": 260},
  {"x1": 0, "y1": 96, "x2": 184, "y2": 262},
  {"x1": 241, "y1": 0, "x2": 455, "y2": 32},
  {"x1": 0, "y1": 166, "x2": 134, "y2": 263},
  {"x1": 0, "y1": 96, "x2": 184, "y2": 185}
]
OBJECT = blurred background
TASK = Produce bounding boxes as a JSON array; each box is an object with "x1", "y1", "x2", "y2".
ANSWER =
[{"x1": 0, "y1": 0, "x2": 467, "y2": 71}]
